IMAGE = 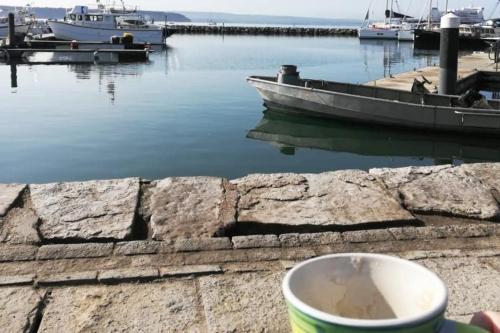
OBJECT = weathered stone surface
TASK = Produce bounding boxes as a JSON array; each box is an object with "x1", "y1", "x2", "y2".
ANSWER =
[
  {"x1": 38, "y1": 281, "x2": 204, "y2": 332},
  {"x1": 199, "y1": 272, "x2": 290, "y2": 332},
  {"x1": 98, "y1": 267, "x2": 159, "y2": 283},
  {"x1": 160, "y1": 265, "x2": 222, "y2": 277},
  {"x1": 418, "y1": 257, "x2": 500, "y2": 316},
  {"x1": 0, "y1": 245, "x2": 37, "y2": 262},
  {"x1": 150, "y1": 177, "x2": 237, "y2": 241},
  {"x1": 461, "y1": 163, "x2": 500, "y2": 194},
  {"x1": 371, "y1": 166, "x2": 500, "y2": 220},
  {"x1": 232, "y1": 235, "x2": 280, "y2": 249},
  {"x1": 342, "y1": 229, "x2": 394, "y2": 243},
  {"x1": 30, "y1": 178, "x2": 140, "y2": 241},
  {"x1": 0, "y1": 287, "x2": 44, "y2": 333},
  {"x1": 233, "y1": 171, "x2": 415, "y2": 227},
  {"x1": 0, "y1": 208, "x2": 40, "y2": 244},
  {"x1": 37, "y1": 271, "x2": 97, "y2": 285},
  {"x1": 114, "y1": 241, "x2": 160, "y2": 256},
  {"x1": 0, "y1": 184, "x2": 25, "y2": 217},
  {"x1": 174, "y1": 237, "x2": 232, "y2": 252},
  {"x1": 37, "y1": 243, "x2": 114, "y2": 260},
  {"x1": 0, "y1": 274, "x2": 35, "y2": 286}
]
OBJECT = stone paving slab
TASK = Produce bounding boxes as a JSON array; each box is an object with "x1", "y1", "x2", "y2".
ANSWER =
[
  {"x1": 30, "y1": 178, "x2": 140, "y2": 241},
  {"x1": 199, "y1": 272, "x2": 290, "y2": 333},
  {"x1": 233, "y1": 171, "x2": 415, "y2": 227},
  {"x1": 150, "y1": 177, "x2": 237, "y2": 241},
  {"x1": 38, "y1": 281, "x2": 205, "y2": 332},
  {"x1": 0, "y1": 208, "x2": 40, "y2": 244},
  {"x1": 418, "y1": 257, "x2": 500, "y2": 317},
  {"x1": 0, "y1": 184, "x2": 25, "y2": 217},
  {"x1": 370, "y1": 165, "x2": 500, "y2": 220},
  {"x1": 0, "y1": 287, "x2": 44, "y2": 333}
]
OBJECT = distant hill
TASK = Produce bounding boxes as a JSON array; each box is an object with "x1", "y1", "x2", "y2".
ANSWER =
[
  {"x1": 0, "y1": 5, "x2": 191, "y2": 22},
  {"x1": 180, "y1": 11, "x2": 361, "y2": 27}
]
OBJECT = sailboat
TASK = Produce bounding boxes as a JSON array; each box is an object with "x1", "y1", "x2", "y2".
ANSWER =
[{"x1": 358, "y1": 0, "x2": 402, "y2": 39}]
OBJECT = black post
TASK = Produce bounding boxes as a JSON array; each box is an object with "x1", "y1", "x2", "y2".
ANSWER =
[
  {"x1": 10, "y1": 63, "x2": 17, "y2": 89},
  {"x1": 8, "y1": 13, "x2": 16, "y2": 47},
  {"x1": 438, "y1": 13, "x2": 460, "y2": 95}
]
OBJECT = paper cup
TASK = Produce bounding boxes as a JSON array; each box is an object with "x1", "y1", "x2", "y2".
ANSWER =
[{"x1": 282, "y1": 253, "x2": 487, "y2": 333}]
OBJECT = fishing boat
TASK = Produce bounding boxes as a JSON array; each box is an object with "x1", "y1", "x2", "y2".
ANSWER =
[
  {"x1": 247, "y1": 66, "x2": 500, "y2": 136},
  {"x1": 0, "y1": 8, "x2": 31, "y2": 38},
  {"x1": 48, "y1": 3, "x2": 170, "y2": 45}
]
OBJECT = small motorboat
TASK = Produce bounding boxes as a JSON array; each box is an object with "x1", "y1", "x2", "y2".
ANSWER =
[{"x1": 247, "y1": 66, "x2": 500, "y2": 136}]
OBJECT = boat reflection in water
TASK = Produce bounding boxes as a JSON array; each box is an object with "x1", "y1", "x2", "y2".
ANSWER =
[{"x1": 247, "y1": 110, "x2": 500, "y2": 163}]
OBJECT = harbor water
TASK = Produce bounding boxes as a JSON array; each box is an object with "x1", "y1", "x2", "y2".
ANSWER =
[{"x1": 1, "y1": 35, "x2": 499, "y2": 183}]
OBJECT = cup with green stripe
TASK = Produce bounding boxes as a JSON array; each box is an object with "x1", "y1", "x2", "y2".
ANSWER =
[{"x1": 282, "y1": 253, "x2": 487, "y2": 333}]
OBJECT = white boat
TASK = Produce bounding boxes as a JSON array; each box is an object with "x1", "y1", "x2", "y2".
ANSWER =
[
  {"x1": 0, "y1": 9, "x2": 31, "y2": 38},
  {"x1": 48, "y1": 5, "x2": 168, "y2": 45},
  {"x1": 359, "y1": 0, "x2": 408, "y2": 40}
]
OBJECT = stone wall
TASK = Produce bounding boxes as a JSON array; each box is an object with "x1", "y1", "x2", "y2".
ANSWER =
[{"x1": 171, "y1": 25, "x2": 358, "y2": 36}]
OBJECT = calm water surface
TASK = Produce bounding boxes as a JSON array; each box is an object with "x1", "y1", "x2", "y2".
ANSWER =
[{"x1": 1, "y1": 35, "x2": 498, "y2": 183}]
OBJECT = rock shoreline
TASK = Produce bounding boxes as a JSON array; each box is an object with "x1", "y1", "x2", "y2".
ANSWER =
[{"x1": 170, "y1": 25, "x2": 359, "y2": 36}]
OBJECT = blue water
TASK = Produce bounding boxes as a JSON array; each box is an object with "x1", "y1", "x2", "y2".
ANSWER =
[{"x1": 1, "y1": 35, "x2": 497, "y2": 184}]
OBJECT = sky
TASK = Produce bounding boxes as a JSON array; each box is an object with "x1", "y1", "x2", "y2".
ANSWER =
[{"x1": 3, "y1": 0, "x2": 498, "y2": 19}]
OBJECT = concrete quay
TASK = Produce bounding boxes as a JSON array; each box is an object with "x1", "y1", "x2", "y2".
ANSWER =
[
  {"x1": 365, "y1": 52, "x2": 499, "y2": 92},
  {"x1": 0, "y1": 163, "x2": 499, "y2": 331},
  {"x1": 171, "y1": 24, "x2": 358, "y2": 36}
]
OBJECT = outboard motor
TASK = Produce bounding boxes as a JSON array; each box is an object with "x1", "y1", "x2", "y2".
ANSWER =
[{"x1": 277, "y1": 65, "x2": 300, "y2": 85}]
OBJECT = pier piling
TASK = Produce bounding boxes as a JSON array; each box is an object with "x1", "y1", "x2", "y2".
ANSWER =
[
  {"x1": 7, "y1": 13, "x2": 16, "y2": 47},
  {"x1": 438, "y1": 13, "x2": 460, "y2": 95}
]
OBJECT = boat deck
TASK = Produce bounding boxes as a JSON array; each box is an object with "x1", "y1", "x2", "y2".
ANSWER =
[{"x1": 364, "y1": 52, "x2": 499, "y2": 92}]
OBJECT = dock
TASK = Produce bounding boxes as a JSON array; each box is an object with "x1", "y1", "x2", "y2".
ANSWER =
[{"x1": 365, "y1": 52, "x2": 499, "y2": 93}]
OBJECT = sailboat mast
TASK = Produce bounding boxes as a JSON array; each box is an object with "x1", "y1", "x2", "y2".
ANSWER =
[
  {"x1": 390, "y1": 0, "x2": 394, "y2": 23},
  {"x1": 427, "y1": 0, "x2": 432, "y2": 30},
  {"x1": 385, "y1": 0, "x2": 389, "y2": 24}
]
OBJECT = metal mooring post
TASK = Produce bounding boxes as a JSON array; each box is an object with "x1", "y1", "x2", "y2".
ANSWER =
[
  {"x1": 7, "y1": 13, "x2": 16, "y2": 47},
  {"x1": 438, "y1": 13, "x2": 460, "y2": 95}
]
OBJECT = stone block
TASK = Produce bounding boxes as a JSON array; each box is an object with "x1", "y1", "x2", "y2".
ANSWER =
[
  {"x1": 371, "y1": 166, "x2": 500, "y2": 220},
  {"x1": 174, "y1": 237, "x2": 232, "y2": 252},
  {"x1": 37, "y1": 243, "x2": 114, "y2": 260},
  {"x1": 30, "y1": 178, "x2": 140, "y2": 241},
  {"x1": 0, "y1": 208, "x2": 40, "y2": 244},
  {"x1": 199, "y1": 272, "x2": 290, "y2": 332},
  {"x1": 233, "y1": 171, "x2": 415, "y2": 228},
  {"x1": 0, "y1": 184, "x2": 25, "y2": 217},
  {"x1": 232, "y1": 235, "x2": 280, "y2": 249},
  {"x1": 0, "y1": 245, "x2": 37, "y2": 262},
  {"x1": 114, "y1": 241, "x2": 160, "y2": 256},
  {"x1": 150, "y1": 177, "x2": 237, "y2": 241},
  {"x1": 0, "y1": 274, "x2": 35, "y2": 286},
  {"x1": 37, "y1": 281, "x2": 204, "y2": 332},
  {"x1": 342, "y1": 229, "x2": 394, "y2": 243},
  {"x1": 98, "y1": 267, "x2": 159, "y2": 283},
  {"x1": 159, "y1": 265, "x2": 222, "y2": 277},
  {"x1": 0, "y1": 287, "x2": 45, "y2": 333},
  {"x1": 37, "y1": 271, "x2": 97, "y2": 285}
]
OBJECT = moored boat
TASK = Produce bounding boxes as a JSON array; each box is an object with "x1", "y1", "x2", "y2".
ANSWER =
[
  {"x1": 247, "y1": 66, "x2": 500, "y2": 136},
  {"x1": 0, "y1": 8, "x2": 31, "y2": 38},
  {"x1": 48, "y1": 5, "x2": 171, "y2": 45}
]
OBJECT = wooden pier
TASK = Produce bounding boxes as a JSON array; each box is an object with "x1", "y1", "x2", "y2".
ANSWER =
[{"x1": 365, "y1": 52, "x2": 499, "y2": 93}]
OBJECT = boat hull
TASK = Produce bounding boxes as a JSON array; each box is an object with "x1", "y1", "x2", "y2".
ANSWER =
[
  {"x1": 247, "y1": 77, "x2": 500, "y2": 135},
  {"x1": 414, "y1": 29, "x2": 489, "y2": 50},
  {"x1": 398, "y1": 30, "x2": 414, "y2": 41},
  {"x1": 358, "y1": 28, "x2": 398, "y2": 40},
  {"x1": 48, "y1": 20, "x2": 165, "y2": 44},
  {"x1": 0, "y1": 24, "x2": 30, "y2": 38}
]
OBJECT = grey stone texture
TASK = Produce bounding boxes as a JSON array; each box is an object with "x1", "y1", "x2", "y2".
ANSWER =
[
  {"x1": 0, "y1": 274, "x2": 35, "y2": 286},
  {"x1": 174, "y1": 237, "x2": 233, "y2": 252},
  {"x1": 150, "y1": 177, "x2": 237, "y2": 241},
  {"x1": 232, "y1": 235, "x2": 280, "y2": 249},
  {"x1": 0, "y1": 184, "x2": 25, "y2": 217},
  {"x1": 370, "y1": 165, "x2": 500, "y2": 220},
  {"x1": 0, "y1": 287, "x2": 44, "y2": 333},
  {"x1": 38, "y1": 281, "x2": 204, "y2": 332},
  {"x1": 30, "y1": 178, "x2": 140, "y2": 241},
  {"x1": 461, "y1": 163, "x2": 500, "y2": 194},
  {"x1": 114, "y1": 241, "x2": 160, "y2": 256},
  {"x1": 342, "y1": 229, "x2": 394, "y2": 243},
  {"x1": 199, "y1": 272, "x2": 290, "y2": 332},
  {"x1": 160, "y1": 265, "x2": 222, "y2": 277},
  {"x1": 0, "y1": 208, "x2": 40, "y2": 244},
  {"x1": 0, "y1": 244, "x2": 38, "y2": 262},
  {"x1": 37, "y1": 271, "x2": 98, "y2": 285},
  {"x1": 98, "y1": 267, "x2": 159, "y2": 283},
  {"x1": 418, "y1": 257, "x2": 500, "y2": 317},
  {"x1": 233, "y1": 171, "x2": 415, "y2": 227},
  {"x1": 37, "y1": 243, "x2": 114, "y2": 260}
]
